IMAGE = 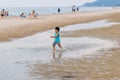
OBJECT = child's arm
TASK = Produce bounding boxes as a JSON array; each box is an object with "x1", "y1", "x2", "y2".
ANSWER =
[
  {"x1": 51, "y1": 33, "x2": 59, "y2": 38},
  {"x1": 51, "y1": 36, "x2": 55, "y2": 38}
]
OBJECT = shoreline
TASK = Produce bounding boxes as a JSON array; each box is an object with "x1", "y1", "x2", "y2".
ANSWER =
[{"x1": 0, "y1": 9, "x2": 120, "y2": 42}]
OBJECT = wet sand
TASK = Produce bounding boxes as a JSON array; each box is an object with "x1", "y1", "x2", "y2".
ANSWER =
[
  {"x1": 0, "y1": 9, "x2": 120, "y2": 42},
  {"x1": 0, "y1": 24, "x2": 116, "y2": 80},
  {"x1": 29, "y1": 10, "x2": 120, "y2": 80},
  {"x1": 31, "y1": 48, "x2": 120, "y2": 80}
]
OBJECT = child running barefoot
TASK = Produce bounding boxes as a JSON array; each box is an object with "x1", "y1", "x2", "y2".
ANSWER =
[{"x1": 51, "y1": 27, "x2": 63, "y2": 52}]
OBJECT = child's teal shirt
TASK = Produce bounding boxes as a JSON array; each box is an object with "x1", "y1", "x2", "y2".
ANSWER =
[{"x1": 54, "y1": 32, "x2": 60, "y2": 42}]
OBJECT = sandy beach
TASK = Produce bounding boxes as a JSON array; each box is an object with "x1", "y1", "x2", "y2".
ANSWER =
[
  {"x1": 0, "y1": 9, "x2": 120, "y2": 41},
  {"x1": 0, "y1": 9, "x2": 120, "y2": 80}
]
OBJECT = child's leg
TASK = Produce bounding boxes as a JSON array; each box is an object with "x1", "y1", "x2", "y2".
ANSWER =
[
  {"x1": 57, "y1": 43, "x2": 62, "y2": 49},
  {"x1": 53, "y1": 42, "x2": 56, "y2": 51},
  {"x1": 53, "y1": 46, "x2": 55, "y2": 51}
]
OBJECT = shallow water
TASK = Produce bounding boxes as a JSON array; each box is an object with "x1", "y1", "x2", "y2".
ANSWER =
[
  {"x1": 0, "y1": 20, "x2": 118, "y2": 80},
  {"x1": 61, "y1": 19, "x2": 119, "y2": 31}
]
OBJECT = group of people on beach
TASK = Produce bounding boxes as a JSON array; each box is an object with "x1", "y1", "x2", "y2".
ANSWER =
[
  {"x1": 0, "y1": 6, "x2": 79, "y2": 19},
  {"x1": 20, "y1": 8, "x2": 62, "y2": 18},
  {"x1": 57, "y1": 5, "x2": 79, "y2": 14},
  {"x1": 72, "y1": 5, "x2": 79, "y2": 12},
  {"x1": 0, "y1": 9, "x2": 9, "y2": 18},
  {"x1": 20, "y1": 10, "x2": 38, "y2": 18}
]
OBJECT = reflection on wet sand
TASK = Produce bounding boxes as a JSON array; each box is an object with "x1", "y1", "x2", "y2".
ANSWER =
[
  {"x1": 30, "y1": 48, "x2": 120, "y2": 80},
  {"x1": 52, "y1": 51, "x2": 63, "y2": 60}
]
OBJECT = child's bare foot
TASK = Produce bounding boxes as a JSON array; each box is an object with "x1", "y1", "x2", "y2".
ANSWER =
[{"x1": 61, "y1": 48, "x2": 67, "y2": 52}]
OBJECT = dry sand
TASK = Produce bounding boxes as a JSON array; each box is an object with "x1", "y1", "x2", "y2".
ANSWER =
[
  {"x1": 0, "y1": 9, "x2": 120, "y2": 80},
  {"x1": 0, "y1": 9, "x2": 120, "y2": 41},
  {"x1": 29, "y1": 9, "x2": 120, "y2": 80}
]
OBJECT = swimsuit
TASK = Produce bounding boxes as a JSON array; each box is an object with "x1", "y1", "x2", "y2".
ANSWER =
[{"x1": 53, "y1": 32, "x2": 60, "y2": 46}]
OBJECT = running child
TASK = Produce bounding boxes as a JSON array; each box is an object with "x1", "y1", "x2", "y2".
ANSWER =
[{"x1": 51, "y1": 27, "x2": 62, "y2": 51}]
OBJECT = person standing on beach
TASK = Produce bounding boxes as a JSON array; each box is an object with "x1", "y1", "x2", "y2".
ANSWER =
[
  {"x1": 77, "y1": 7, "x2": 79, "y2": 12},
  {"x1": 6, "y1": 11, "x2": 9, "y2": 16},
  {"x1": 58, "y1": 8, "x2": 61, "y2": 13},
  {"x1": 51, "y1": 27, "x2": 63, "y2": 52},
  {"x1": 1, "y1": 9, "x2": 5, "y2": 18},
  {"x1": 72, "y1": 5, "x2": 76, "y2": 12}
]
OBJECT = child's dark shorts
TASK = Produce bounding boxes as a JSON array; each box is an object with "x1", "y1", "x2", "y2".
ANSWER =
[{"x1": 53, "y1": 42, "x2": 60, "y2": 46}]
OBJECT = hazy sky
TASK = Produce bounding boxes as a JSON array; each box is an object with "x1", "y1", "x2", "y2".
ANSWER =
[{"x1": 0, "y1": 0, "x2": 96, "y2": 7}]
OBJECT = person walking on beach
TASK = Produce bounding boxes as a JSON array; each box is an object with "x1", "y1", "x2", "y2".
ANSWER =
[
  {"x1": 58, "y1": 8, "x2": 61, "y2": 13},
  {"x1": 72, "y1": 5, "x2": 76, "y2": 12},
  {"x1": 77, "y1": 7, "x2": 79, "y2": 12},
  {"x1": 51, "y1": 27, "x2": 63, "y2": 52}
]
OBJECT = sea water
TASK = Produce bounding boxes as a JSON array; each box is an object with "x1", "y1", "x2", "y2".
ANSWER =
[
  {"x1": 0, "y1": 7, "x2": 112, "y2": 16},
  {"x1": 0, "y1": 20, "x2": 118, "y2": 80}
]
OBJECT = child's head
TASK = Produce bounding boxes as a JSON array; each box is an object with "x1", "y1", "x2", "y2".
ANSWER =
[{"x1": 55, "y1": 27, "x2": 60, "y2": 32}]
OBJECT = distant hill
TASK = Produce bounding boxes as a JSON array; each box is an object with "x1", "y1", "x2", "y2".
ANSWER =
[{"x1": 83, "y1": 0, "x2": 120, "y2": 6}]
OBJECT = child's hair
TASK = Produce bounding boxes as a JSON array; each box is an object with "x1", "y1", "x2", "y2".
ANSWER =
[{"x1": 55, "y1": 27, "x2": 60, "y2": 31}]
